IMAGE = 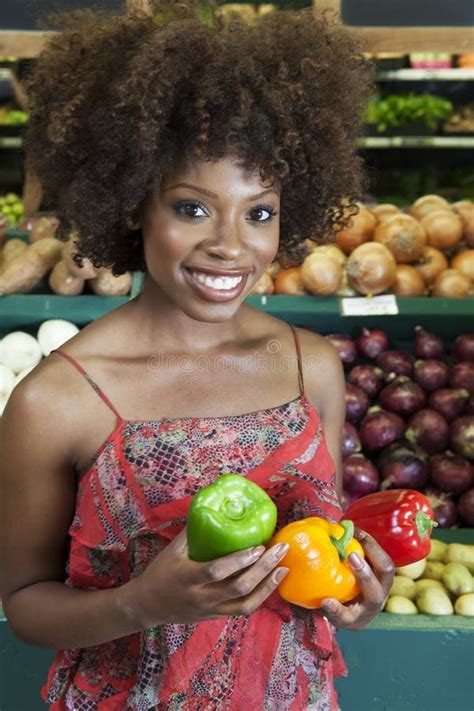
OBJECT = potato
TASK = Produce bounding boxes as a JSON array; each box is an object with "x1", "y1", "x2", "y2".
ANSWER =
[
  {"x1": 414, "y1": 579, "x2": 445, "y2": 596},
  {"x1": 49, "y1": 260, "x2": 85, "y2": 296},
  {"x1": 395, "y1": 558, "x2": 427, "y2": 580},
  {"x1": 423, "y1": 561, "x2": 445, "y2": 581},
  {"x1": 389, "y1": 575, "x2": 416, "y2": 601},
  {"x1": 416, "y1": 587, "x2": 454, "y2": 615},
  {"x1": 443, "y1": 544, "x2": 474, "y2": 573},
  {"x1": 0, "y1": 249, "x2": 47, "y2": 294},
  {"x1": 62, "y1": 238, "x2": 99, "y2": 280},
  {"x1": 89, "y1": 269, "x2": 132, "y2": 296},
  {"x1": 30, "y1": 237, "x2": 63, "y2": 269},
  {"x1": 442, "y1": 563, "x2": 473, "y2": 596},
  {"x1": 29, "y1": 215, "x2": 57, "y2": 242},
  {"x1": 454, "y1": 593, "x2": 474, "y2": 617},
  {"x1": 384, "y1": 596, "x2": 418, "y2": 615},
  {"x1": 428, "y1": 539, "x2": 448, "y2": 562},
  {"x1": 1, "y1": 239, "x2": 27, "y2": 269}
]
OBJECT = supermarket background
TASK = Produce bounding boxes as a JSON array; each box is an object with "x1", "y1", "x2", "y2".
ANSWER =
[{"x1": 0, "y1": 1, "x2": 473, "y2": 709}]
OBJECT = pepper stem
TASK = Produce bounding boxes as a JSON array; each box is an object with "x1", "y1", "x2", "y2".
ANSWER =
[
  {"x1": 330, "y1": 520, "x2": 354, "y2": 561},
  {"x1": 415, "y1": 510, "x2": 438, "y2": 539},
  {"x1": 222, "y1": 497, "x2": 246, "y2": 520}
]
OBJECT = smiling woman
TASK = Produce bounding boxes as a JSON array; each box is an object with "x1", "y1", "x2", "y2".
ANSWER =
[{"x1": 0, "y1": 4, "x2": 395, "y2": 711}]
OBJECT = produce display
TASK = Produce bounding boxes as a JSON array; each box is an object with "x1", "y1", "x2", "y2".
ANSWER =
[
  {"x1": 0, "y1": 193, "x2": 24, "y2": 228},
  {"x1": 0, "y1": 320, "x2": 80, "y2": 413},
  {"x1": 251, "y1": 196, "x2": 474, "y2": 298},
  {"x1": 322, "y1": 325, "x2": 474, "y2": 528},
  {"x1": 0, "y1": 226, "x2": 132, "y2": 296},
  {"x1": 384, "y1": 538, "x2": 474, "y2": 616}
]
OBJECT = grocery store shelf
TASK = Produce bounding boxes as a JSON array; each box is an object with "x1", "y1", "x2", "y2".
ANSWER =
[
  {"x1": 368, "y1": 613, "x2": 474, "y2": 632},
  {"x1": 376, "y1": 68, "x2": 474, "y2": 81},
  {"x1": 358, "y1": 136, "x2": 474, "y2": 148}
]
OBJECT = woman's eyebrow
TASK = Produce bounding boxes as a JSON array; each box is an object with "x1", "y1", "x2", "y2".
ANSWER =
[{"x1": 163, "y1": 183, "x2": 277, "y2": 201}]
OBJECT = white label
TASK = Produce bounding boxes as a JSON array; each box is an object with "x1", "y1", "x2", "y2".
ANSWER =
[{"x1": 340, "y1": 295, "x2": 399, "y2": 317}]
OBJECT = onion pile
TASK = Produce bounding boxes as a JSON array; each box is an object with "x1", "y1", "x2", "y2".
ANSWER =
[{"x1": 337, "y1": 326, "x2": 474, "y2": 527}]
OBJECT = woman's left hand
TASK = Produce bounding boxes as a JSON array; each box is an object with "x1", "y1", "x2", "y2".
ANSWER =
[{"x1": 319, "y1": 528, "x2": 395, "y2": 631}]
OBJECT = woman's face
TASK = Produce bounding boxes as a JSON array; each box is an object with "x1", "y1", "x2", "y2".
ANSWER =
[{"x1": 140, "y1": 156, "x2": 280, "y2": 322}]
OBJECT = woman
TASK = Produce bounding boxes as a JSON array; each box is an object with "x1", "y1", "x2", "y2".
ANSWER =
[{"x1": 0, "y1": 4, "x2": 394, "y2": 709}]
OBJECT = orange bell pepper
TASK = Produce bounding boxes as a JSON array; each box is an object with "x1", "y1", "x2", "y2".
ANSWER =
[{"x1": 270, "y1": 517, "x2": 365, "y2": 609}]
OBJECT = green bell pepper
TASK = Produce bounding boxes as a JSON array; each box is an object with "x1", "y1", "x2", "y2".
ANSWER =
[{"x1": 187, "y1": 473, "x2": 278, "y2": 562}]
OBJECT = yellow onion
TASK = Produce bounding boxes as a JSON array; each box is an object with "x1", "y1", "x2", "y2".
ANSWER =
[
  {"x1": 433, "y1": 269, "x2": 470, "y2": 298},
  {"x1": 421, "y1": 210, "x2": 463, "y2": 251},
  {"x1": 374, "y1": 213, "x2": 426, "y2": 263},
  {"x1": 249, "y1": 272, "x2": 274, "y2": 294},
  {"x1": 335, "y1": 204, "x2": 376, "y2": 255},
  {"x1": 301, "y1": 252, "x2": 343, "y2": 295},
  {"x1": 393, "y1": 265, "x2": 426, "y2": 296},
  {"x1": 274, "y1": 267, "x2": 306, "y2": 295},
  {"x1": 346, "y1": 242, "x2": 397, "y2": 296},
  {"x1": 414, "y1": 246, "x2": 449, "y2": 286},
  {"x1": 409, "y1": 194, "x2": 451, "y2": 221}
]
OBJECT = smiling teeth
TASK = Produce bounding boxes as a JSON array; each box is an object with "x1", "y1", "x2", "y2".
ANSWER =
[{"x1": 190, "y1": 271, "x2": 243, "y2": 290}]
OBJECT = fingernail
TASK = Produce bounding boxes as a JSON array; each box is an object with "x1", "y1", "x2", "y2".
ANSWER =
[
  {"x1": 276, "y1": 543, "x2": 290, "y2": 557},
  {"x1": 251, "y1": 546, "x2": 265, "y2": 558},
  {"x1": 349, "y1": 552, "x2": 364, "y2": 570},
  {"x1": 354, "y1": 529, "x2": 366, "y2": 541},
  {"x1": 323, "y1": 599, "x2": 337, "y2": 612},
  {"x1": 273, "y1": 567, "x2": 289, "y2": 583}
]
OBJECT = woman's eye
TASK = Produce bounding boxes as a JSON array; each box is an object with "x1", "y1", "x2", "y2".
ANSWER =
[
  {"x1": 174, "y1": 202, "x2": 207, "y2": 219},
  {"x1": 248, "y1": 206, "x2": 278, "y2": 224}
]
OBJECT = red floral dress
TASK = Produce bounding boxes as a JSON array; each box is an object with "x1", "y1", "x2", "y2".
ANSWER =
[{"x1": 42, "y1": 325, "x2": 347, "y2": 710}]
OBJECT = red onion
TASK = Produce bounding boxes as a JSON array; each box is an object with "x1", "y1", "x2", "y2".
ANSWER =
[
  {"x1": 341, "y1": 422, "x2": 362, "y2": 457},
  {"x1": 453, "y1": 334, "x2": 474, "y2": 363},
  {"x1": 348, "y1": 364, "x2": 385, "y2": 399},
  {"x1": 376, "y1": 349, "x2": 414, "y2": 377},
  {"x1": 378, "y1": 440, "x2": 429, "y2": 490},
  {"x1": 345, "y1": 384, "x2": 370, "y2": 423},
  {"x1": 342, "y1": 454, "x2": 380, "y2": 496},
  {"x1": 378, "y1": 376, "x2": 426, "y2": 417},
  {"x1": 428, "y1": 388, "x2": 470, "y2": 422},
  {"x1": 450, "y1": 415, "x2": 474, "y2": 460},
  {"x1": 413, "y1": 359, "x2": 448, "y2": 392},
  {"x1": 405, "y1": 408, "x2": 450, "y2": 455},
  {"x1": 325, "y1": 333, "x2": 357, "y2": 366},
  {"x1": 414, "y1": 325, "x2": 445, "y2": 360},
  {"x1": 457, "y1": 488, "x2": 474, "y2": 526},
  {"x1": 340, "y1": 489, "x2": 360, "y2": 512},
  {"x1": 429, "y1": 451, "x2": 473, "y2": 495},
  {"x1": 356, "y1": 328, "x2": 389, "y2": 360},
  {"x1": 359, "y1": 407, "x2": 405, "y2": 451},
  {"x1": 425, "y1": 488, "x2": 459, "y2": 528},
  {"x1": 450, "y1": 362, "x2": 474, "y2": 393}
]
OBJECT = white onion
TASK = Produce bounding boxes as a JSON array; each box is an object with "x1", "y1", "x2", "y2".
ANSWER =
[
  {"x1": 0, "y1": 332, "x2": 42, "y2": 374},
  {"x1": 37, "y1": 319, "x2": 80, "y2": 357}
]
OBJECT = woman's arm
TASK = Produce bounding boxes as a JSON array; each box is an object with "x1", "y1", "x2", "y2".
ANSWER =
[{"x1": 0, "y1": 372, "x2": 145, "y2": 649}]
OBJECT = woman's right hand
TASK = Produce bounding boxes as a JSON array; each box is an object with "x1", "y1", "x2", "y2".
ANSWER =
[{"x1": 128, "y1": 527, "x2": 290, "y2": 627}]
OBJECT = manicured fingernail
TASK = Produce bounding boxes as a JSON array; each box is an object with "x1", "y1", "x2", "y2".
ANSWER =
[
  {"x1": 354, "y1": 529, "x2": 366, "y2": 541},
  {"x1": 276, "y1": 543, "x2": 290, "y2": 557},
  {"x1": 323, "y1": 599, "x2": 337, "y2": 612},
  {"x1": 251, "y1": 546, "x2": 265, "y2": 557},
  {"x1": 349, "y1": 552, "x2": 364, "y2": 570},
  {"x1": 273, "y1": 567, "x2": 289, "y2": 583}
]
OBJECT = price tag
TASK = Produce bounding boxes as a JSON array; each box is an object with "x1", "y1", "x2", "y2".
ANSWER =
[{"x1": 340, "y1": 295, "x2": 399, "y2": 317}]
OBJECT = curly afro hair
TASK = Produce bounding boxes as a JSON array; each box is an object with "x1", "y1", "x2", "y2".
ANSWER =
[{"x1": 24, "y1": 2, "x2": 373, "y2": 274}]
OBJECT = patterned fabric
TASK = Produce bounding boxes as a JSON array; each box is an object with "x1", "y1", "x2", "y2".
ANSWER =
[{"x1": 43, "y1": 329, "x2": 346, "y2": 710}]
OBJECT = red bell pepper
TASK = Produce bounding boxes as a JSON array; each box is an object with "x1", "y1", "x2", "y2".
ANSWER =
[{"x1": 344, "y1": 489, "x2": 438, "y2": 567}]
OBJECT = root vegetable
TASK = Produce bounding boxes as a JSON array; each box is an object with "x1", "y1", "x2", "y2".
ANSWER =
[
  {"x1": 348, "y1": 364, "x2": 384, "y2": 398},
  {"x1": 409, "y1": 194, "x2": 450, "y2": 222},
  {"x1": 423, "y1": 561, "x2": 445, "y2": 581},
  {"x1": 49, "y1": 261, "x2": 85, "y2": 296},
  {"x1": 374, "y1": 214, "x2": 426, "y2": 264},
  {"x1": 457, "y1": 488, "x2": 474, "y2": 527},
  {"x1": 29, "y1": 215, "x2": 58, "y2": 242},
  {"x1": 393, "y1": 264, "x2": 426, "y2": 296},
  {"x1": 345, "y1": 383, "x2": 370, "y2": 422},
  {"x1": 37, "y1": 320, "x2": 80, "y2": 357},
  {"x1": 395, "y1": 558, "x2": 427, "y2": 580},
  {"x1": 301, "y1": 252, "x2": 342, "y2": 295},
  {"x1": 429, "y1": 451, "x2": 473, "y2": 495},
  {"x1": 249, "y1": 272, "x2": 274, "y2": 294},
  {"x1": 371, "y1": 204, "x2": 400, "y2": 223},
  {"x1": 416, "y1": 587, "x2": 454, "y2": 615},
  {"x1": 309, "y1": 244, "x2": 347, "y2": 267},
  {"x1": 421, "y1": 210, "x2": 463, "y2": 251},
  {"x1": 89, "y1": 270, "x2": 132, "y2": 296},
  {"x1": 442, "y1": 562, "x2": 473, "y2": 596},
  {"x1": 29, "y1": 238, "x2": 63, "y2": 269},
  {"x1": 376, "y1": 349, "x2": 414, "y2": 377},
  {"x1": 346, "y1": 242, "x2": 396, "y2": 295},
  {"x1": 414, "y1": 246, "x2": 448, "y2": 285},
  {"x1": 356, "y1": 328, "x2": 389, "y2": 360},
  {"x1": 426, "y1": 488, "x2": 459, "y2": 528},
  {"x1": 389, "y1": 575, "x2": 416, "y2": 600},
  {"x1": 341, "y1": 422, "x2": 361, "y2": 457},
  {"x1": 454, "y1": 593, "x2": 474, "y2": 616},
  {"x1": 0, "y1": 364, "x2": 15, "y2": 399},
  {"x1": 335, "y1": 204, "x2": 376, "y2": 254},
  {"x1": 414, "y1": 325, "x2": 444, "y2": 360},
  {"x1": 433, "y1": 269, "x2": 471, "y2": 298},
  {"x1": 453, "y1": 334, "x2": 474, "y2": 363},
  {"x1": 359, "y1": 407, "x2": 405, "y2": 451},
  {"x1": 342, "y1": 453, "x2": 379, "y2": 496},
  {"x1": 443, "y1": 543, "x2": 474, "y2": 573},
  {"x1": 378, "y1": 376, "x2": 426, "y2": 417},
  {"x1": 428, "y1": 539, "x2": 448, "y2": 562},
  {"x1": 405, "y1": 408, "x2": 450, "y2": 455},
  {"x1": 0, "y1": 239, "x2": 27, "y2": 269},
  {"x1": 274, "y1": 267, "x2": 306, "y2": 295},
  {"x1": 414, "y1": 360, "x2": 448, "y2": 391},
  {"x1": 0, "y1": 331, "x2": 42, "y2": 374},
  {"x1": 428, "y1": 388, "x2": 470, "y2": 421},
  {"x1": 451, "y1": 250, "x2": 474, "y2": 284},
  {"x1": 0, "y1": 248, "x2": 50, "y2": 295},
  {"x1": 325, "y1": 333, "x2": 357, "y2": 366},
  {"x1": 450, "y1": 363, "x2": 474, "y2": 393},
  {"x1": 452, "y1": 203, "x2": 474, "y2": 247},
  {"x1": 450, "y1": 415, "x2": 474, "y2": 460},
  {"x1": 384, "y1": 596, "x2": 418, "y2": 614}
]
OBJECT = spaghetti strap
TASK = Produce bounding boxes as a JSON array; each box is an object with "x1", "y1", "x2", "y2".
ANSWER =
[
  {"x1": 289, "y1": 324, "x2": 305, "y2": 396},
  {"x1": 52, "y1": 349, "x2": 123, "y2": 421}
]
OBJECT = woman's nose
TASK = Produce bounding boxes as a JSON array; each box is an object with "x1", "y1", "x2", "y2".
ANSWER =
[{"x1": 204, "y1": 219, "x2": 244, "y2": 261}]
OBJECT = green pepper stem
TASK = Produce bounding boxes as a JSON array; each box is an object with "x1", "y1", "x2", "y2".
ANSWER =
[
  {"x1": 415, "y1": 510, "x2": 438, "y2": 539},
  {"x1": 222, "y1": 497, "x2": 246, "y2": 520},
  {"x1": 330, "y1": 520, "x2": 354, "y2": 561}
]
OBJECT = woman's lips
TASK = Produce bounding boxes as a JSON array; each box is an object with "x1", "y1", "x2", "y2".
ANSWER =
[{"x1": 182, "y1": 267, "x2": 250, "y2": 302}]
